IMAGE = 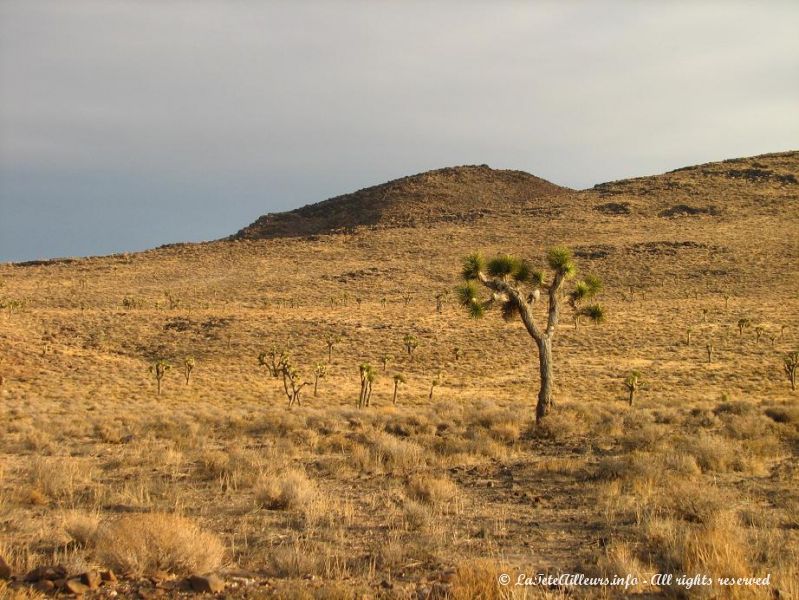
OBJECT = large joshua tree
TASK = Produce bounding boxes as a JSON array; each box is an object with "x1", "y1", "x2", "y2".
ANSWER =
[{"x1": 457, "y1": 247, "x2": 604, "y2": 422}]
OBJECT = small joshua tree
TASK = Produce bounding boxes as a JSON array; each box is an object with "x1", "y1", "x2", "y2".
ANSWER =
[
  {"x1": 784, "y1": 351, "x2": 798, "y2": 391},
  {"x1": 435, "y1": 290, "x2": 448, "y2": 313},
  {"x1": 737, "y1": 318, "x2": 751, "y2": 336},
  {"x1": 403, "y1": 334, "x2": 419, "y2": 361},
  {"x1": 403, "y1": 293, "x2": 412, "y2": 306},
  {"x1": 184, "y1": 356, "x2": 195, "y2": 384},
  {"x1": 381, "y1": 354, "x2": 393, "y2": 371},
  {"x1": 259, "y1": 345, "x2": 288, "y2": 378},
  {"x1": 706, "y1": 343, "x2": 714, "y2": 364},
  {"x1": 701, "y1": 308, "x2": 709, "y2": 323},
  {"x1": 429, "y1": 373, "x2": 442, "y2": 400},
  {"x1": 624, "y1": 371, "x2": 642, "y2": 406},
  {"x1": 452, "y1": 346, "x2": 463, "y2": 363},
  {"x1": 314, "y1": 363, "x2": 327, "y2": 397},
  {"x1": 457, "y1": 247, "x2": 605, "y2": 422},
  {"x1": 754, "y1": 326, "x2": 764, "y2": 344},
  {"x1": 358, "y1": 363, "x2": 375, "y2": 408},
  {"x1": 325, "y1": 334, "x2": 342, "y2": 363},
  {"x1": 780, "y1": 325, "x2": 787, "y2": 339},
  {"x1": 723, "y1": 293, "x2": 731, "y2": 309},
  {"x1": 686, "y1": 326, "x2": 693, "y2": 346},
  {"x1": 280, "y1": 359, "x2": 308, "y2": 408},
  {"x1": 150, "y1": 360, "x2": 171, "y2": 396},
  {"x1": 392, "y1": 373, "x2": 405, "y2": 405}
]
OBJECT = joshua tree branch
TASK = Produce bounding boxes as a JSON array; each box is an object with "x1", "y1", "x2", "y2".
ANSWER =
[
  {"x1": 546, "y1": 272, "x2": 565, "y2": 337},
  {"x1": 478, "y1": 272, "x2": 542, "y2": 341}
]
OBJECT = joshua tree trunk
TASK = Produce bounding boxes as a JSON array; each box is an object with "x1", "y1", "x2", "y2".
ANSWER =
[
  {"x1": 393, "y1": 382, "x2": 398, "y2": 404},
  {"x1": 314, "y1": 376, "x2": 319, "y2": 396},
  {"x1": 628, "y1": 388, "x2": 635, "y2": 406},
  {"x1": 536, "y1": 336, "x2": 554, "y2": 420},
  {"x1": 157, "y1": 379, "x2": 162, "y2": 396}
]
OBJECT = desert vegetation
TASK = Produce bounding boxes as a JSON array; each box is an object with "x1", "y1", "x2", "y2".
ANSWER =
[{"x1": 0, "y1": 152, "x2": 797, "y2": 598}]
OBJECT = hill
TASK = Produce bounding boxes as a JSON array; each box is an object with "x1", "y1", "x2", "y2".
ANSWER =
[{"x1": 232, "y1": 164, "x2": 569, "y2": 239}]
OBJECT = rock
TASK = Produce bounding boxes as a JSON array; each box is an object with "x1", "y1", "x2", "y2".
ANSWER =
[
  {"x1": 188, "y1": 574, "x2": 225, "y2": 593},
  {"x1": 65, "y1": 578, "x2": 90, "y2": 595},
  {"x1": 80, "y1": 570, "x2": 102, "y2": 589},
  {"x1": 150, "y1": 570, "x2": 170, "y2": 583},
  {"x1": 439, "y1": 569, "x2": 456, "y2": 583},
  {"x1": 24, "y1": 565, "x2": 67, "y2": 582},
  {"x1": 33, "y1": 580, "x2": 56, "y2": 593},
  {"x1": 0, "y1": 555, "x2": 11, "y2": 579},
  {"x1": 101, "y1": 570, "x2": 118, "y2": 583}
]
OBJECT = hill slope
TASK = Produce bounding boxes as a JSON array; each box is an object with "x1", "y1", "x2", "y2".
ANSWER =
[{"x1": 232, "y1": 164, "x2": 569, "y2": 239}]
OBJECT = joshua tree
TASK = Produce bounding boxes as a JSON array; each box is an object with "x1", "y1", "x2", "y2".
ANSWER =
[
  {"x1": 784, "y1": 351, "x2": 798, "y2": 391},
  {"x1": 325, "y1": 334, "x2": 342, "y2": 363},
  {"x1": 568, "y1": 275, "x2": 602, "y2": 329},
  {"x1": 403, "y1": 334, "x2": 419, "y2": 361},
  {"x1": 381, "y1": 354, "x2": 393, "y2": 371},
  {"x1": 392, "y1": 374, "x2": 405, "y2": 405},
  {"x1": 701, "y1": 308, "x2": 709, "y2": 323},
  {"x1": 723, "y1": 293, "x2": 731, "y2": 309},
  {"x1": 259, "y1": 346, "x2": 288, "y2": 378},
  {"x1": 355, "y1": 296, "x2": 363, "y2": 309},
  {"x1": 457, "y1": 247, "x2": 605, "y2": 422},
  {"x1": 429, "y1": 373, "x2": 442, "y2": 400},
  {"x1": 435, "y1": 290, "x2": 448, "y2": 313},
  {"x1": 769, "y1": 335, "x2": 777, "y2": 348},
  {"x1": 150, "y1": 360, "x2": 171, "y2": 396},
  {"x1": 184, "y1": 356, "x2": 196, "y2": 384},
  {"x1": 706, "y1": 343, "x2": 714, "y2": 363},
  {"x1": 403, "y1": 293, "x2": 412, "y2": 306},
  {"x1": 686, "y1": 326, "x2": 693, "y2": 346},
  {"x1": 313, "y1": 363, "x2": 327, "y2": 397},
  {"x1": 780, "y1": 325, "x2": 787, "y2": 339},
  {"x1": 624, "y1": 371, "x2": 642, "y2": 406},
  {"x1": 380, "y1": 296, "x2": 387, "y2": 307},
  {"x1": 280, "y1": 360, "x2": 308, "y2": 408},
  {"x1": 358, "y1": 363, "x2": 375, "y2": 408},
  {"x1": 452, "y1": 346, "x2": 463, "y2": 363},
  {"x1": 754, "y1": 326, "x2": 764, "y2": 344},
  {"x1": 737, "y1": 318, "x2": 751, "y2": 336}
]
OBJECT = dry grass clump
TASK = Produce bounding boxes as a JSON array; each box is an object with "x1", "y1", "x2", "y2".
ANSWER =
[
  {"x1": 29, "y1": 456, "x2": 92, "y2": 503},
  {"x1": 62, "y1": 510, "x2": 100, "y2": 547},
  {"x1": 590, "y1": 542, "x2": 647, "y2": 594},
  {"x1": 363, "y1": 431, "x2": 425, "y2": 474},
  {"x1": 93, "y1": 512, "x2": 224, "y2": 576},
  {"x1": 406, "y1": 474, "x2": 458, "y2": 507},
  {"x1": 255, "y1": 468, "x2": 316, "y2": 510},
  {"x1": 402, "y1": 499, "x2": 432, "y2": 531},
  {"x1": 448, "y1": 559, "x2": 505, "y2": 600}
]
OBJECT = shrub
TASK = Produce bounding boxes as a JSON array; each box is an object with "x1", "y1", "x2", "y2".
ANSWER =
[{"x1": 94, "y1": 513, "x2": 224, "y2": 576}]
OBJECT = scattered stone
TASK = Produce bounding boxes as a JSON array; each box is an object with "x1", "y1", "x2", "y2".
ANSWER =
[
  {"x1": 101, "y1": 570, "x2": 118, "y2": 584},
  {"x1": 80, "y1": 570, "x2": 102, "y2": 589},
  {"x1": 0, "y1": 555, "x2": 11, "y2": 579},
  {"x1": 65, "y1": 578, "x2": 90, "y2": 595},
  {"x1": 24, "y1": 565, "x2": 67, "y2": 582},
  {"x1": 33, "y1": 580, "x2": 56, "y2": 593},
  {"x1": 188, "y1": 574, "x2": 225, "y2": 593}
]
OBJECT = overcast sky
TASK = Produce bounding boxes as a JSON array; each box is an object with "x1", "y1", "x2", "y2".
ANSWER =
[{"x1": 1, "y1": 1, "x2": 797, "y2": 262}]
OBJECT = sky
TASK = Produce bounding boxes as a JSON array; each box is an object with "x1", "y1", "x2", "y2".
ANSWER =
[{"x1": 1, "y1": 1, "x2": 798, "y2": 262}]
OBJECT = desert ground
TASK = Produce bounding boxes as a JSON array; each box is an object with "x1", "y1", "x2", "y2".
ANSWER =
[{"x1": 0, "y1": 151, "x2": 798, "y2": 599}]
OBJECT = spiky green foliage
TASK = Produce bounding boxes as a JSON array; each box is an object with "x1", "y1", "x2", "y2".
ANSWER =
[
  {"x1": 487, "y1": 255, "x2": 520, "y2": 278},
  {"x1": 737, "y1": 318, "x2": 751, "y2": 335},
  {"x1": 403, "y1": 334, "x2": 420, "y2": 359},
  {"x1": 583, "y1": 274, "x2": 602, "y2": 295},
  {"x1": 546, "y1": 246, "x2": 575, "y2": 277},
  {"x1": 456, "y1": 281, "x2": 480, "y2": 307},
  {"x1": 461, "y1": 252, "x2": 485, "y2": 280},
  {"x1": 580, "y1": 304, "x2": 605, "y2": 324}
]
